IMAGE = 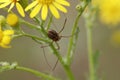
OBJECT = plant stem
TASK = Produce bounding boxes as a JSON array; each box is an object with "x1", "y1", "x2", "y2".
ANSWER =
[
  {"x1": 20, "y1": 19, "x2": 40, "y2": 30},
  {"x1": 15, "y1": 32, "x2": 50, "y2": 43},
  {"x1": 67, "y1": 1, "x2": 89, "y2": 66},
  {"x1": 84, "y1": 2, "x2": 96, "y2": 80},
  {"x1": 86, "y1": 24, "x2": 95, "y2": 80},
  {"x1": 46, "y1": 15, "x2": 53, "y2": 30},
  {"x1": 23, "y1": 33, "x2": 46, "y2": 41},
  {"x1": 64, "y1": 65, "x2": 75, "y2": 80},
  {"x1": 16, "y1": 66, "x2": 58, "y2": 80},
  {"x1": 66, "y1": 12, "x2": 81, "y2": 65}
]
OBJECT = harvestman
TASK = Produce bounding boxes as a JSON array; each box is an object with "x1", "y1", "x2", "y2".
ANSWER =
[{"x1": 42, "y1": 18, "x2": 69, "y2": 71}]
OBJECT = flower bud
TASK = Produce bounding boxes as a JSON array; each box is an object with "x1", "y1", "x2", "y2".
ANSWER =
[
  {"x1": 76, "y1": 4, "x2": 82, "y2": 11},
  {"x1": 6, "y1": 13, "x2": 19, "y2": 27}
]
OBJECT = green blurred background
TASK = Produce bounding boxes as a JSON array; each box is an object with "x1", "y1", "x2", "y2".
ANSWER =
[{"x1": 0, "y1": 0, "x2": 120, "y2": 80}]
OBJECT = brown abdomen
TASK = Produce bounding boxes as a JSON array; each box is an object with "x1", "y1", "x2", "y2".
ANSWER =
[{"x1": 47, "y1": 30, "x2": 61, "y2": 41}]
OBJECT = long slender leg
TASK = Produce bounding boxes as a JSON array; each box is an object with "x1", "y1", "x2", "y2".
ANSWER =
[
  {"x1": 42, "y1": 46, "x2": 52, "y2": 70},
  {"x1": 60, "y1": 28, "x2": 79, "y2": 38},
  {"x1": 58, "y1": 18, "x2": 67, "y2": 34},
  {"x1": 61, "y1": 35, "x2": 73, "y2": 38},
  {"x1": 55, "y1": 42, "x2": 60, "y2": 50},
  {"x1": 52, "y1": 58, "x2": 59, "y2": 71}
]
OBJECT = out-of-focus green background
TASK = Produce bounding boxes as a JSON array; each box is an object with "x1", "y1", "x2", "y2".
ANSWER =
[{"x1": 0, "y1": 0, "x2": 120, "y2": 80}]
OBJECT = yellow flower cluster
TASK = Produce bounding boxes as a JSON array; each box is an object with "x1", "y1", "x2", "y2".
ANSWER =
[
  {"x1": 0, "y1": 14, "x2": 17, "y2": 48},
  {"x1": 93, "y1": 0, "x2": 120, "y2": 25},
  {"x1": 0, "y1": 0, "x2": 70, "y2": 20},
  {"x1": 0, "y1": 26, "x2": 14, "y2": 48}
]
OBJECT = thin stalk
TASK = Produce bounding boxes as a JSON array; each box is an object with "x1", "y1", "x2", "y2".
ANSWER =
[
  {"x1": 64, "y1": 65, "x2": 75, "y2": 80},
  {"x1": 86, "y1": 26, "x2": 95, "y2": 80},
  {"x1": 16, "y1": 66, "x2": 58, "y2": 80},
  {"x1": 85, "y1": 2, "x2": 96, "y2": 80},
  {"x1": 40, "y1": 20, "x2": 48, "y2": 37},
  {"x1": 22, "y1": 33, "x2": 50, "y2": 43},
  {"x1": 13, "y1": 32, "x2": 50, "y2": 43},
  {"x1": 67, "y1": 2, "x2": 89, "y2": 65},
  {"x1": 20, "y1": 19, "x2": 40, "y2": 30},
  {"x1": 46, "y1": 15, "x2": 53, "y2": 30},
  {"x1": 66, "y1": 12, "x2": 81, "y2": 65},
  {"x1": 50, "y1": 44, "x2": 64, "y2": 65}
]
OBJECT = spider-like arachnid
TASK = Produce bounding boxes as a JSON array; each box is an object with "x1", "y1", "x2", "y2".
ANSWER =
[
  {"x1": 42, "y1": 18, "x2": 69, "y2": 71},
  {"x1": 47, "y1": 18, "x2": 67, "y2": 50}
]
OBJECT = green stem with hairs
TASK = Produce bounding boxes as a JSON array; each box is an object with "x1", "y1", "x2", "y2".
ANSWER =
[
  {"x1": 67, "y1": 1, "x2": 89, "y2": 65},
  {"x1": 22, "y1": 33, "x2": 50, "y2": 43},
  {"x1": 84, "y1": 7, "x2": 96, "y2": 78},
  {"x1": 20, "y1": 18, "x2": 40, "y2": 30},
  {"x1": 86, "y1": 26, "x2": 95, "y2": 80},
  {"x1": 85, "y1": 4, "x2": 96, "y2": 80},
  {"x1": 46, "y1": 15, "x2": 53, "y2": 30},
  {"x1": 16, "y1": 66, "x2": 58, "y2": 80}
]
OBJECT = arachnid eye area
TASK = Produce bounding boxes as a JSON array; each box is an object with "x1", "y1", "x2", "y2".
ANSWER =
[{"x1": 47, "y1": 30, "x2": 61, "y2": 42}]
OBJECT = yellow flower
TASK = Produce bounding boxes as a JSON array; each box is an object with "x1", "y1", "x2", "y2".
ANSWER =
[
  {"x1": 6, "y1": 13, "x2": 19, "y2": 26},
  {"x1": 111, "y1": 30, "x2": 120, "y2": 46},
  {"x1": 0, "y1": 26, "x2": 14, "y2": 48},
  {"x1": 0, "y1": 0, "x2": 25, "y2": 17},
  {"x1": 98, "y1": 0, "x2": 120, "y2": 25},
  {"x1": 25, "y1": 0, "x2": 70, "y2": 20}
]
